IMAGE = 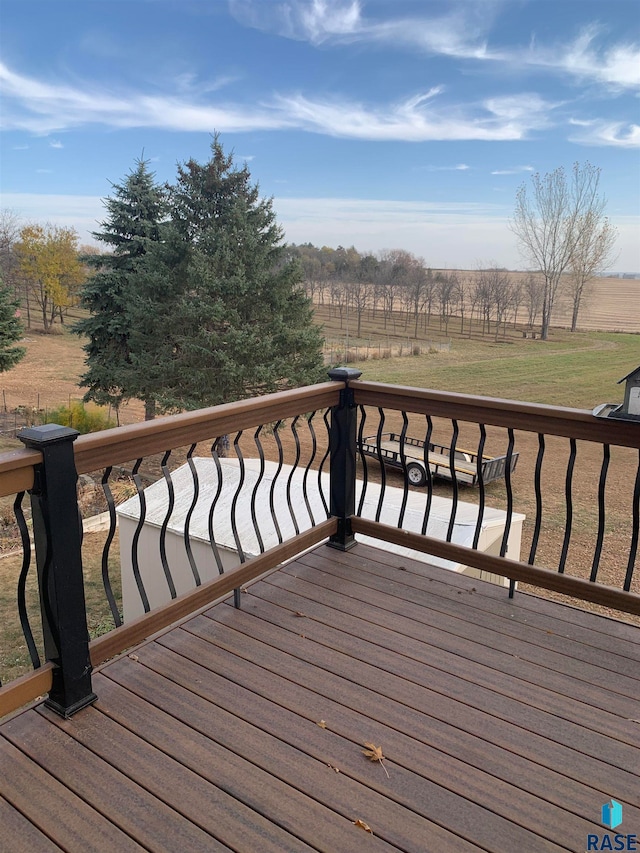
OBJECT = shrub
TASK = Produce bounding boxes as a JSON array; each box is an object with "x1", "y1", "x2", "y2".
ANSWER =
[{"x1": 43, "y1": 401, "x2": 115, "y2": 434}]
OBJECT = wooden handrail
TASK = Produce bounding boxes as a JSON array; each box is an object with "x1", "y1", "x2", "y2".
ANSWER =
[
  {"x1": 352, "y1": 517, "x2": 640, "y2": 616},
  {"x1": 0, "y1": 447, "x2": 41, "y2": 497},
  {"x1": 73, "y1": 382, "x2": 341, "y2": 474},
  {"x1": 0, "y1": 663, "x2": 54, "y2": 721},
  {"x1": 351, "y1": 381, "x2": 640, "y2": 448}
]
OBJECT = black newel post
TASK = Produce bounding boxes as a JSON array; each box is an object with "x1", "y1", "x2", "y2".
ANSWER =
[
  {"x1": 19, "y1": 424, "x2": 97, "y2": 718},
  {"x1": 327, "y1": 367, "x2": 362, "y2": 551}
]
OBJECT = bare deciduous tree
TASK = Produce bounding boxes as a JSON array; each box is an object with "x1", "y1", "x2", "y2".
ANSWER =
[
  {"x1": 474, "y1": 264, "x2": 512, "y2": 339},
  {"x1": 567, "y1": 212, "x2": 617, "y2": 331},
  {"x1": 510, "y1": 162, "x2": 611, "y2": 340},
  {"x1": 436, "y1": 271, "x2": 458, "y2": 335},
  {"x1": 0, "y1": 209, "x2": 22, "y2": 305},
  {"x1": 345, "y1": 277, "x2": 371, "y2": 338},
  {"x1": 522, "y1": 273, "x2": 544, "y2": 330}
]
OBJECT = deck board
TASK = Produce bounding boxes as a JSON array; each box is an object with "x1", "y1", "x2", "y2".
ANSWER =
[
  {"x1": 263, "y1": 567, "x2": 640, "y2": 721},
  {"x1": 0, "y1": 794, "x2": 64, "y2": 853},
  {"x1": 292, "y1": 551, "x2": 640, "y2": 690},
  {"x1": 1, "y1": 542, "x2": 639, "y2": 852},
  {"x1": 0, "y1": 737, "x2": 148, "y2": 852},
  {"x1": 243, "y1": 577, "x2": 639, "y2": 744}
]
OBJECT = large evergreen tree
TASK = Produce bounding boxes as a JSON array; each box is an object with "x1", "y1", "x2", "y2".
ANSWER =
[
  {"x1": 76, "y1": 139, "x2": 323, "y2": 418},
  {"x1": 76, "y1": 159, "x2": 169, "y2": 420},
  {"x1": 0, "y1": 275, "x2": 26, "y2": 372},
  {"x1": 156, "y1": 135, "x2": 323, "y2": 410}
]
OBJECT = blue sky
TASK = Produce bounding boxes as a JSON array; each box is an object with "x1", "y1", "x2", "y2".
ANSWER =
[{"x1": 1, "y1": 0, "x2": 639, "y2": 270}]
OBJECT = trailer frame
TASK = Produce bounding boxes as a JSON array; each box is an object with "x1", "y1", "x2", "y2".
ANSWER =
[{"x1": 360, "y1": 432, "x2": 518, "y2": 487}]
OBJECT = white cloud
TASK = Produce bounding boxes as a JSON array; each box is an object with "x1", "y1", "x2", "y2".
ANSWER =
[
  {"x1": 4, "y1": 191, "x2": 638, "y2": 271},
  {"x1": 569, "y1": 120, "x2": 640, "y2": 148},
  {"x1": 173, "y1": 70, "x2": 241, "y2": 95},
  {"x1": 0, "y1": 62, "x2": 292, "y2": 134},
  {"x1": 49, "y1": 139, "x2": 64, "y2": 149},
  {"x1": 543, "y1": 25, "x2": 640, "y2": 90},
  {"x1": 1, "y1": 192, "x2": 104, "y2": 236},
  {"x1": 229, "y1": 0, "x2": 364, "y2": 45},
  {"x1": 0, "y1": 61, "x2": 554, "y2": 142},
  {"x1": 229, "y1": 0, "x2": 497, "y2": 59},
  {"x1": 491, "y1": 166, "x2": 535, "y2": 176},
  {"x1": 274, "y1": 196, "x2": 514, "y2": 265},
  {"x1": 275, "y1": 197, "x2": 639, "y2": 270},
  {"x1": 272, "y1": 89, "x2": 553, "y2": 141},
  {"x1": 421, "y1": 164, "x2": 470, "y2": 172},
  {"x1": 231, "y1": 2, "x2": 640, "y2": 92}
]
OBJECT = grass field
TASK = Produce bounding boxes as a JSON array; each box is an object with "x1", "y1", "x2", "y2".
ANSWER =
[{"x1": 350, "y1": 331, "x2": 640, "y2": 409}]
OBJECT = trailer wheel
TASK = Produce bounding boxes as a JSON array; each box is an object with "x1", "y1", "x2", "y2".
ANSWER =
[{"x1": 406, "y1": 462, "x2": 427, "y2": 487}]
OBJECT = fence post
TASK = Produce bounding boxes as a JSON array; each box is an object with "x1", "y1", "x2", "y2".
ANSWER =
[
  {"x1": 327, "y1": 367, "x2": 362, "y2": 551},
  {"x1": 19, "y1": 424, "x2": 97, "y2": 718}
]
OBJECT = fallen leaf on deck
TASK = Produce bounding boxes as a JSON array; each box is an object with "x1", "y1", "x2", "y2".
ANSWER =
[
  {"x1": 327, "y1": 763, "x2": 340, "y2": 772},
  {"x1": 295, "y1": 611, "x2": 306, "y2": 617},
  {"x1": 128, "y1": 654, "x2": 139, "y2": 661},
  {"x1": 353, "y1": 819, "x2": 373, "y2": 834},
  {"x1": 317, "y1": 720, "x2": 327, "y2": 729},
  {"x1": 363, "y1": 742, "x2": 390, "y2": 778}
]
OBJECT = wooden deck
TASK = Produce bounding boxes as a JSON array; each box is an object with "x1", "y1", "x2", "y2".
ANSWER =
[{"x1": 1, "y1": 542, "x2": 639, "y2": 852}]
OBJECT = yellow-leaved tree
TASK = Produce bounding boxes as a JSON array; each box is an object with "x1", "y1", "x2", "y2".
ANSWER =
[{"x1": 16, "y1": 223, "x2": 85, "y2": 332}]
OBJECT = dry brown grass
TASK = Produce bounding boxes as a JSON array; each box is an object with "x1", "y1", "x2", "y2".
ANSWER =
[{"x1": 0, "y1": 327, "x2": 144, "y2": 426}]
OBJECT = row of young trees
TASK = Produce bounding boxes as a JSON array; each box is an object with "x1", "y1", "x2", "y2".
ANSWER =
[
  {"x1": 76, "y1": 137, "x2": 324, "y2": 420},
  {"x1": 292, "y1": 243, "x2": 547, "y2": 340}
]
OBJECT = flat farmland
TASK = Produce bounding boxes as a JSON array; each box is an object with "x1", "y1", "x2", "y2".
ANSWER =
[
  {"x1": 420, "y1": 272, "x2": 640, "y2": 333},
  {"x1": 510, "y1": 273, "x2": 639, "y2": 333}
]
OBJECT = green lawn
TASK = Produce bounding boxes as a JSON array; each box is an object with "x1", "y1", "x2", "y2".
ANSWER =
[{"x1": 349, "y1": 330, "x2": 640, "y2": 408}]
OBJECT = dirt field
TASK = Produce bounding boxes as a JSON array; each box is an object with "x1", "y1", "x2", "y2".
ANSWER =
[
  {"x1": 499, "y1": 273, "x2": 639, "y2": 333},
  {"x1": 0, "y1": 329, "x2": 144, "y2": 427}
]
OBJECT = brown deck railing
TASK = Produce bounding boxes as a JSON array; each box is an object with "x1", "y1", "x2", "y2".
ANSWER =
[
  {"x1": 0, "y1": 368, "x2": 638, "y2": 719},
  {"x1": 350, "y1": 378, "x2": 640, "y2": 609}
]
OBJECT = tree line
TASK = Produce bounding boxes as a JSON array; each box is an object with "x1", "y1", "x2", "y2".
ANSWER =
[
  {"x1": 291, "y1": 243, "x2": 549, "y2": 340},
  {"x1": 0, "y1": 211, "x2": 88, "y2": 333}
]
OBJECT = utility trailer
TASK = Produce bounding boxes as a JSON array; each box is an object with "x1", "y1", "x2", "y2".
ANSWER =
[{"x1": 360, "y1": 432, "x2": 518, "y2": 487}]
